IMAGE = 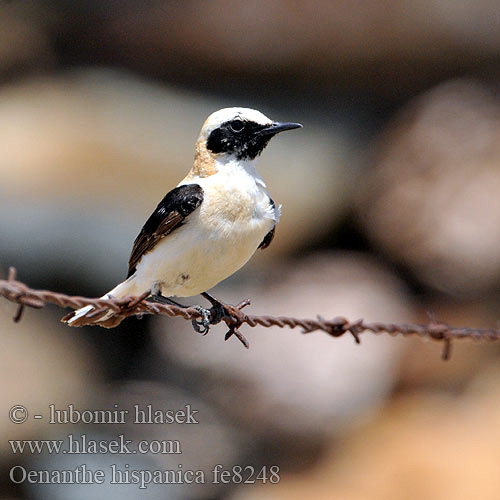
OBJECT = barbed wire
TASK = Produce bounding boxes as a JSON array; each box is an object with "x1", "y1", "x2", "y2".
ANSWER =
[{"x1": 2, "y1": 267, "x2": 500, "y2": 360}]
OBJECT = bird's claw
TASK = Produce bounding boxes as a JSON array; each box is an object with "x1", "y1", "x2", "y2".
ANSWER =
[
  {"x1": 190, "y1": 301, "x2": 226, "y2": 334},
  {"x1": 191, "y1": 306, "x2": 211, "y2": 335},
  {"x1": 190, "y1": 297, "x2": 251, "y2": 348}
]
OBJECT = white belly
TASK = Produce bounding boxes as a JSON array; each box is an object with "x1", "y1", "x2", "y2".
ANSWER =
[{"x1": 132, "y1": 166, "x2": 276, "y2": 297}]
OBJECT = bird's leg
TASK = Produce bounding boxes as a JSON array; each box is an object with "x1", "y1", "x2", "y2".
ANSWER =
[
  {"x1": 146, "y1": 281, "x2": 185, "y2": 306},
  {"x1": 201, "y1": 292, "x2": 227, "y2": 324},
  {"x1": 147, "y1": 295, "x2": 186, "y2": 307},
  {"x1": 188, "y1": 292, "x2": 228, "y2": 337},
  {"x1": 201, "y1": 292, "x2": 251, "y2": 348},
  {"x1": 146, "y1": 282, "x2": 170, "y2": 303},
  {"x1": 147, "y1": 282, "x2": 212, "y2": 335}
]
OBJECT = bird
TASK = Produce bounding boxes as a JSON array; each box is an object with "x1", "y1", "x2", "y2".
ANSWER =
[{"x1": 62, "y1": 107, "x2": 302, "y2": 330}]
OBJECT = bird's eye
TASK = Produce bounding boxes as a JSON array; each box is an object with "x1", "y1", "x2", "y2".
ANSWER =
[{"x1": 229, "y1": 119, "x2": 245, "y2": 132}]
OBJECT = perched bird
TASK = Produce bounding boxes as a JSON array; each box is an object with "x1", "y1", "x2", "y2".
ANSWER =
[{"x1": 62, "y1": 107, "x2": 302, "y2": 329}]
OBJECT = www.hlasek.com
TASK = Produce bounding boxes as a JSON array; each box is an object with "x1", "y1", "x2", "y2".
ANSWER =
[{"x1": 8, "y1": 403, "x2": 280, "y2": 488}]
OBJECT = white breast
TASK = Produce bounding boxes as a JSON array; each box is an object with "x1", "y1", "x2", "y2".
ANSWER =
[{"x1": 132, "y1": 159, "x2": 278, "y2": 297}]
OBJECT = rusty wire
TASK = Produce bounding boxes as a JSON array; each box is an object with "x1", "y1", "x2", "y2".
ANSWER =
[{"x1": 2, "y1": 267, "x2": 500, "y2": 359}]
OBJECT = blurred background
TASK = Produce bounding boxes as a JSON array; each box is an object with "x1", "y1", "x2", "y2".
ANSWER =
[{"x1": 2, "y1": 1, "x2": 500, "y2": 498}]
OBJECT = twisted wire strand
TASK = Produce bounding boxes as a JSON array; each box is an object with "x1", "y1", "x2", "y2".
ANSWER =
[{"x1": 2, "y1": 267, "x2": 500, "y2": 359}]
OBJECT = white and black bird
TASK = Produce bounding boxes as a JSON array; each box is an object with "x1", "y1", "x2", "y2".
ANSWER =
[{"x1": 62, "y1": 107, "x2": 302, "y2": 330}]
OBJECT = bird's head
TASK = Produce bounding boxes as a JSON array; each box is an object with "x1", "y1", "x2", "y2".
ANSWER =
[{"x1": 194, "y1": 108, "x2": 302, "y2": 172}]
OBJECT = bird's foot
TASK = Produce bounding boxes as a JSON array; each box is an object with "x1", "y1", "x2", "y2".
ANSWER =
[
  {"x1": 145, "y1": 289, "x2": 251, "y2": 347},
  {"x1": 191, "y1": 306, "x2": 212, "y2": 335},
  {"x1": 190, "y1": 293, "x2": 225, "y2": 335},
  {"x1": 205, "y1": 299, "x2": 227, "y2": 325},
  {"x1": 199, "y1": 293, "x2": 252, "y2": 348},
  {"x1": 145, "y1": 292, "x2": 212, "y2": 332}
]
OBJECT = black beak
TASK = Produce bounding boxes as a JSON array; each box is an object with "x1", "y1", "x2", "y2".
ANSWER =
[{"x1": 258, "y1": 121, "x2": 303, "y2": 137}]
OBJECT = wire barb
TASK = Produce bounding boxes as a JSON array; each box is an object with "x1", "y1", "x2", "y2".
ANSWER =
[{"x1": 2, "y1": 268, "x2": 500, "y2": 358}]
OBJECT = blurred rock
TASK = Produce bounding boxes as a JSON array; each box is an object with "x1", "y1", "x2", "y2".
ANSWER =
[
  {"x1": 0, "y1": 70, "x2": 352, "y2": 289},
  {"x1": 25, "y1": 381, "x2": 244, "y2": 499},
  {"x1": 231, "y1": 373, "x2": 500, "y2": 500},
  {"x1": 0, "y1": 1, "x2": 55, "y2": 78},
  {"x1": 357, "y1": 80, "x2": 500, "y2": 296},
  {"x1": 53, "y1": 0, "x2": 500, "y2": 97},
  {"x1": 397, "y1": 300, "x2": 497, "y2": 392},
  {"x1": 0, "y1": 305, "x2": 99, "y2": 457},
  {"x1": 153, "y1": 252, "x2": 410, "y2": 447}
]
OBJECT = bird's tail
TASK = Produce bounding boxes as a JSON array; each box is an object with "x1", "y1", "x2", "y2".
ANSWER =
[{"x1": 61, "y1": 277, "x2": 141, "y2": 328}]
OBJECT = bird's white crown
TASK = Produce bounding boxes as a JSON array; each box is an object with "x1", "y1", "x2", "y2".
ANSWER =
[{"x1": 199, "y1": 107, "x2": 272, "y2": 139}]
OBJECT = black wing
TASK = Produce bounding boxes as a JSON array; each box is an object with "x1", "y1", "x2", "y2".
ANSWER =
[
  {"x1": 127, "y1": 184, "x2": 204, "y2": 277},
  {"x1": 258, "y1": 198, "x2": 276, "y2": 250}
]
